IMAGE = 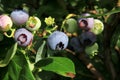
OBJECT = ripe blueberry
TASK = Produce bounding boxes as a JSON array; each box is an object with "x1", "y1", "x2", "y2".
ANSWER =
[
  {"x1": 10, "y1": 10, "x2": 29, "y2": 25},
  {"x1": 78, "y1": 13, "x2": 94, "y2": 31},
  {"x1": 14, "y1": 28, "x2": 33, "y2": 46},
  {"x1": 47, "y1": 31, "x2": 69, "y2": 50},
  {"x1": 26, "y1": 16, "x2": 41, "y2": 31},
  {"x1": 0, "y1": 15, "x2": 13, "y2": 31},
  {"x1": 70, "y1": 37, "x2": 84, "y2": 52},
  {"x1": 79, "y1": 31, "x2": 96, "y2": 46}
]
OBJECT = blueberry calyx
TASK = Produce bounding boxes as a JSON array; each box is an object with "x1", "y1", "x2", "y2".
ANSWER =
[
  {"x1": 17, "y1": 34, "x2": 27, "y2": 44},
  {"x1": 56, "y1": 42, "x2": 64, "y2": 50}
]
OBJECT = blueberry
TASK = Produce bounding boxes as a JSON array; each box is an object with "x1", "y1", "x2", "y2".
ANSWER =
[
  {"x1": 14, "y1": 28, "x2": 33, "y2": 46},
  {"x1": 79, "y1": 31, "x2": 96, "y2": 46},
  {"x1": 26, "y1": 16, "x2": 41, "y2": 31},
  {"x1": 47, "y1": 31, "x2": 69, "y2": 50},
  {"x1": 0, "y1": 15, "x2": 13, "y2": 31},
  {"x1": 90, "y1": 19, "x2": 104, "y2": 35},
  {"x1": 10, "y1": 10, "x2": 29, "y2": 25},
  {"x1": 78, "y1": 13, "x2": 94, "y2": 31},
  {"x1": 70, "y1": 37, "x2": 84, "y2": 52},
  {"x1": 85, "y1": 43, "x2": 98, "y2": 58},
  {"x1": 64, "y1": 18, "x2": 78, "y2": 33}
]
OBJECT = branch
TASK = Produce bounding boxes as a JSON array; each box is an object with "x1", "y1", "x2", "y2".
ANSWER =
[
  {"x1": 77, "y1": 52, "x2": 104, "y2": 80},
  {"x1": 65, "y1": 49, "x2": 104, "y2": 80},
  {"x1": 103, "y1": 48, "x2": 116, "y2": 80},
  {"x1": 103, "y1": 13, "x2": 120, "y2": 80}
]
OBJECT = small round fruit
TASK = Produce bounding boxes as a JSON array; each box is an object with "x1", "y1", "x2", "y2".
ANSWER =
[
  {"x1": 26, "y1": 16, "x2": 41, "y2": 31},
  {"x1": 91, "y1": 19, "x2": 104, "y2": 35},
  {"x1": 78, "y1": 13, "x2": 94, "y2": 31},
  {"x1": 47, "y1": 31, "x2": 69, "y2": 50},
  {"x1": 14, "y1": 28, "x2": 33, "y2": 46},
  {"x1": 70, "y1": 37, "x2": 84, "y2": 52},
  {"x1": 64, "y1": 18, "x2": 78, "y2": 33},
  {"x1": 79, "y1": 31, "x2": 96, "y2": 46},
  {"x1": 10, "y1": 10, "x2": 29, "y2": 25},
  {"x1": 85, "y1": 43, "x2": 98, "y2": 58},
  {"x1": 0, "y1": 15, "x2": 13, "y2": 31}
]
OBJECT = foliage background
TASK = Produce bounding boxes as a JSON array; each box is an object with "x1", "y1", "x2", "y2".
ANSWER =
[{"x1": 0, "y1": 0, "x2": 120, "y2": 80}]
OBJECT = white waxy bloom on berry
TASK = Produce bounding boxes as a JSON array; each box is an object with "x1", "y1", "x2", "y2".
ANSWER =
[
  {"x1": 47, "y1": 31, "x2": 69, "y2": 50},
  {"x1": 14, "y1": 28, "x2": 33, "y2": 46},
  {"x1": 79, "y1": 31, "x2": 96, "y2": 46},
  {"x1": 78, "y1": 13, "x2": 94, "y2": 31},
  {"x1": 10, "y1": 10, "x2": 29, "y2": 25}
]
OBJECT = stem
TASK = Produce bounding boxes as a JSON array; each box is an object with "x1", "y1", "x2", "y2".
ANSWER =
[
  {"x1": 60, "y1": 13, "x2": 77, "y2": 31},
  {"x1": 103, "y1": 13, "x2": 120, "y2": 80},
  {"x1": 4, "y1": 29, "x2": 15, "y2": 38},
  {"x1": 65, "y1": 49, "x2": 104, "y2": 80},
  {"x1": 103, "y1": 23, "x2": 116, "y2": 80},
  {"x1": 77, "y1": 53, "x2": 104, "y2": 80},
  {"x1": 60, "y1": 19, "x2": 66, "y2": 31},
  {"x1": 51, "y1": 25, "x2": 58, "y2": 31}
]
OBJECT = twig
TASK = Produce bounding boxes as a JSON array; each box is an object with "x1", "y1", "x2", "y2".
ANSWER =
[
  {"x1": 65, "y1": 49, "x2": 104, "y2": 80},
  {"x1": 103, "y1": 14, "x2": 120, "y2": 80},
  {"x1": 78, "y1": 53, "x2": 104, "y2": 80},
  {"x1": 65, "y1": 49, "x2": 76, "y2": 55}
]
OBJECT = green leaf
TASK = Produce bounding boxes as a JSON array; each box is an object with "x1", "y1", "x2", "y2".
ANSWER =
[
  {"x1": 35, "y1": 40, "x2": 46, "y2": 63},
  {"x1": 105, "y1": 8, "x2": 120, "y2": 16},
  {"x1": 35, "y1": 57, "x2": 76, "y2": 78},
  {"x1": 3, "y1": 72, "x2": 9, "y2": 80},
  {"x1": 12, "y1": 52, "x2": 35, "y2": 80},
  {"x1": 0, "y1": 42, "x2": 18, "y2": 67},
  {"x1": 8, "y1": 60, "x2": 22, "y2": 80},
  {"x1": 2, "y1": 51, "x2": 35, "y2": 80}
]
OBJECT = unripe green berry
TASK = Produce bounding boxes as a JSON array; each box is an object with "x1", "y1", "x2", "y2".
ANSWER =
[
  {"x1": 85, "y1": 43, "x2": 98, "y2": 58},
  {"x1": 64, "y1": 18, "x2": 78, "y2": 33},
  {"x1": 26, "y1": 16, "x2": 41, "y2": 31},
  {"x1": 91, "y1": 19, "x2": 104, "y2": 35}
]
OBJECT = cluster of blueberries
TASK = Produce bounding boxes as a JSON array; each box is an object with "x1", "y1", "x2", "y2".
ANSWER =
[
  {"x1": 0, "y1": 10, "x2": 41, "y2": 46},
  {"x1": 0, "y1": 10, "x2": 104, "y2": 53},
  {"x1": 48, "y1": 13, "x2": 104, "y2": 53}
]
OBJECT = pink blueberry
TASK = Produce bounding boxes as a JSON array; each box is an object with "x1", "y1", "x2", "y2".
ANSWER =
[{"x1": 0, "y1": 15, "x2": 13, "y2": 31}]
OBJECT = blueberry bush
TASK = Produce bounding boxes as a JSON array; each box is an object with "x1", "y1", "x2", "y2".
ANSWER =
[{"x1": 0, "y1": 0, "x2": 120, "y2": 80}]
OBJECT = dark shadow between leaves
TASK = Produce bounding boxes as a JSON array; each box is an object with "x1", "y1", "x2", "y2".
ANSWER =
[{"x1": 35, "y1": 58, "x2": 53, "y2": 67}]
